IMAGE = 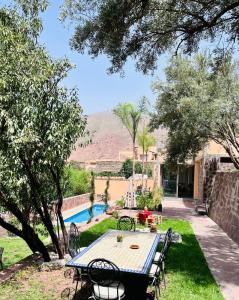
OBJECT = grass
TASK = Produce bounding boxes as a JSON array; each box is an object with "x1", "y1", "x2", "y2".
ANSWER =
[
  {"x1": 0, "y1": 217, "x2": 224, "y2": 300},
  {"x1": 0, "y1": 237, "x2": 32, "y2": 269}
]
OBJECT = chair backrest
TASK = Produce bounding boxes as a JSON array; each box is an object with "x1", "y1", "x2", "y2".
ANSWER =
[
  {"x1": 87, "y1": 258, "x2": 121, "y2": 299},
  {"x1": 117, "y1": 216, "x2": 136, "y2": 231},
  {"x1": 161, "y1": 228, "x2": 172, "y2": 259},
  {"x1": 68, "y1": 222, "x2": 81, "y2": 258}
]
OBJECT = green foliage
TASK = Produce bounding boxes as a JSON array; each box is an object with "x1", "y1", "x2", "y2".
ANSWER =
[
  {"x1": 35, "y1": 224, "x2": 49, "y2": 239},
  {"x1": 116, "y1": 198, "x2": 125, "y2": 208},
  {"x1": 136, "y1": 192, "x2": 154, "y2": 210},
  {"x1": 120, "y1": 159, "x2": 142, "y2": 179},
  {"x1": 103, "y1": 177, "x2": 110, "y2": 206},
  {"x1": 88, "y1": 172, "x2": 95, "y2": 222},
  {"x1": 152, "y1": 186, "x2": 164, "y2": 206},
  {"x1": 0, "y1": 217, "x2": 224, "y2": 300},
  {"x1": 137, "y1": 127, "x2": 156, "y2": 155},
  {"x1": 150, "y1": 53, "x2": 239, "y2": 169},
  {"x1": 114, "y1": 100, "x2": 147, "y2": 177},
  {"x1": 95, "y1": 171, "x2": 122, "y2": 177},
  {"x1": 61, "y1": 0, "x2": 238, "y2": 74},
  {"x1": 0, "y1": 5, "x2": 88, "y2": 258},
  {"x1": 64, "y1": 166, "x2": 90, "y2": 197},
  {"x1": 112, "y1": 210, "x2": 119, "y2": 219}
]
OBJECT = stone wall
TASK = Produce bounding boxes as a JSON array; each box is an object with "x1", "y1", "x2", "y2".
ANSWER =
[
  {"x1": 209, "y1": 172, "x2": 239, "y2": 245},
  {"x1": 62, "y1": 193, "x2": 90, "y2": 211}
]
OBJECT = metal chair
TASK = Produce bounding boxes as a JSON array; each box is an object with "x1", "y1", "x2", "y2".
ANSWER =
[
  {"x1": 68, "y1": 222, "x2": 86, "y2": 257},
  {"x1": 65, "y1": 223, "x2": 87, "y2": 297},
  {"x1": 87, "y1": 258, "x2": 125, "y2": 300},
  {"x1": 117, "y1": 216, "x2": 136, "y2": 231},
  {"x1": 153, "y1": 228, "x2": 172, "y2": 288},
  {"x1": 148, "y1": 254, "x2": 163, "y2": 300}
]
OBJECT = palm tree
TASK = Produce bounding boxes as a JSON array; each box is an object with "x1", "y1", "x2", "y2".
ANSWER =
[
  {"x1": 113, "y1": 99, "x2": 146, "y2": 179},
  {"x1": 137, "y1": 127, "x2": 156, "y2": 190}
]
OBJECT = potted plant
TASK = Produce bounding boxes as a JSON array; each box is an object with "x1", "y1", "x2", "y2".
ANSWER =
[
  {"x1": 116, "y1": 234, "x2": 123, "y2": 242},
  {"x1": 152, "y1": 187, "x2": 164, "y2": 212}
]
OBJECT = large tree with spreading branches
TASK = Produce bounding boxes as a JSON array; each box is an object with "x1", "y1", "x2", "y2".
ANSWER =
[
  {"x1": 0, "y1": 1, "x2": 88, "y2": 261},
  {"x1": 61, "y1": 0, "x2": 239, "y2": 73},
  {"x1": 150, "y1": 53, "x2": 239, "y2": 169}
]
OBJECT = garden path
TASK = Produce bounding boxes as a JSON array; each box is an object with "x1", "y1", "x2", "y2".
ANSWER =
[{"x1": 161, "y1": 197, "x2": 239, "y2": 300}]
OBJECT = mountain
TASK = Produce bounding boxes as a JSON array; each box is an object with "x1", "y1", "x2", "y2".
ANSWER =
[{"x1": 69, "y1": 111, "x2": 167, "y2": 162}]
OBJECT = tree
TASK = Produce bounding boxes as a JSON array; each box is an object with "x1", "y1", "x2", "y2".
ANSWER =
[
  {"x1": 120, "y1": 159, "x2": 142, "y2": 179},
  {"x1": 150, "y1": 53, "x2": 239, "y2": 169},
  {"x1": 61, "y1": 0, "x2": 239, "y2": 74},
  {"x1": 0, "y1": 6, "x2": 88, "y2": 260},
  {"x1": 103, "y1": 177, "x2": 110, "y2": 207},
  {"x1": 137, "y1": 127, "x2": 156, "y2": 189},
  {"x1": 113, "y1": 100, "x2": 146, "y2": 179},
  {"x1": 88, "y1": 172, "x2": 95, "y2": 223}
]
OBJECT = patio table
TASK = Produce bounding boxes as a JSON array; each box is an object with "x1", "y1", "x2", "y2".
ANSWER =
[
  {"x1": 66, "y1": 229, "x2": 160, "y2": 299},
  {"x1": 66, "y1": 229, "x2": 160, "y2": 275}
]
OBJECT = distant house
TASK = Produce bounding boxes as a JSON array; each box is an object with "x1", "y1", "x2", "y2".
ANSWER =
[{"x1": 69, "y1": 111, "x2": 234, "y2": 200}]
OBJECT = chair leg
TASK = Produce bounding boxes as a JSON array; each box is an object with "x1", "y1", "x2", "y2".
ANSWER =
[
  {"x1": 74, "y1": 280, "x2": 79, "y2": 298},
  {"x1": 161, "y1": 270, "x2": 166, "y2": 288}
]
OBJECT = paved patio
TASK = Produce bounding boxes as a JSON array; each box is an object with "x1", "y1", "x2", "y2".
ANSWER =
[{"x1": 161, "y1": 197, "x2": 239, "y2": 300}]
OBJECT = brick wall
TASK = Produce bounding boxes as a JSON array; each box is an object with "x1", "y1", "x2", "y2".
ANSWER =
[{"x1": 209, "y1": 172, "x2": 239, "y2": 245}]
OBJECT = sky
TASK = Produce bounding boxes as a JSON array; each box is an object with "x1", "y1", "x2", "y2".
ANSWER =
[{"x1": 37, "y1": 1, "x2": 168, "y2": 115}]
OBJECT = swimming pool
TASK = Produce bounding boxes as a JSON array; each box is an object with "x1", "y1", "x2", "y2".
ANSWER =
[{"x1": 64, "y1": 204, "x2": 107, "y2": 223}]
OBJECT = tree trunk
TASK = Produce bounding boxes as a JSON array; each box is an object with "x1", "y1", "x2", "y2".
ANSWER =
[
  {"x1": 132, "y1": 141, "x2": 136, "y2": 178},
  {"x1": 141, "y1": 150, "x2": 145, "y2": 193},
  {"x1": 145, "y1": 151, "x2": 148, "y2": 189},
  {"x1": 41, "y1": 201, "x2": 64, "y2": 259},
  {"x1": 0, "y1": 215, "x2": 50, "y2": 261},
  {"x1": 49, "y1": 166, "x2": 68, "y2": 254},
  {"x1": 22, "y1": 224, "x2": 50, "y2": 261}
]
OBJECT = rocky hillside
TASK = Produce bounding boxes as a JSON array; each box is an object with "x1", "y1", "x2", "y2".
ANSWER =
[{"x1": 69, "y1": 111, "x2": 167, "y2": 162}]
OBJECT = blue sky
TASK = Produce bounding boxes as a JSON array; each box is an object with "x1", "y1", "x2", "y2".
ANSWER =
[
  {"x1": 37, "y1": 1, "x2": 168, "y2": 115},
  {"x1": 1, "y1": 0, "x2": 169, "y2": 115}
]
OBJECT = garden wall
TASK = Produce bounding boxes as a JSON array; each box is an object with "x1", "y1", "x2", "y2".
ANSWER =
[
  {"x1": 209, "y1": 171, "x2": 239, "y2": 245},
  {"x1": 95, "y1": 177, "x2": 154, "y2": 201},
  {"x1": 62, "y1": 193, "x2": 90, "y2": 211}
]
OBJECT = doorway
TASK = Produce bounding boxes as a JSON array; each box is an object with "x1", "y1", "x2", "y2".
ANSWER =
[{"x1": 162, "y1": 164, "x2": 194, "y2": 198}]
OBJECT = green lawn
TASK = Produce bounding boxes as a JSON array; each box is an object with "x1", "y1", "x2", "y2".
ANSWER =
[
  {"x1": 80, "y1": 218, "x2": 223, "y2": 300},
  {"x1": 0, "y1": 237, "x2": 32, "y2": 269},
  {"x1": 0, "y1": 217, "x2": 224, "y2": 300}
]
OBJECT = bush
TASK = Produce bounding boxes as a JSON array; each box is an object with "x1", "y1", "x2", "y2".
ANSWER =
[
  {"x1": 136, "y1": 192, "x2": 155, "y2": 210},
  {"x1": 116, "y1": 198, "x2": 125, "y2": 208},
  {"x1": 152, "y1": 187, "x2": 164, "y2": 207},
  {"x1": 64, "y1": 166, "x2": 91, "y2": 197},
  {"x1": 120, "y1": 159, "x2": 142, "y2": 179},
  {"x1": 95, "y1": 171, "x2": 122, "y2": 177},
  {"x1": 35, "y1": 224, "x2": 49, "y2": 238}
]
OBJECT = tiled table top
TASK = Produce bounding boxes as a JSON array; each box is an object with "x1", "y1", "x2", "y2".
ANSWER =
[{"x1": 66, "y1": 229, "x2": 160, "y2": 275}]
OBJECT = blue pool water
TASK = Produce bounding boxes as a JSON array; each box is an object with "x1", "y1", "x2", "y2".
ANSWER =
[{"x1": 64, "y1": 204, "x2": 107, "y2": 223}]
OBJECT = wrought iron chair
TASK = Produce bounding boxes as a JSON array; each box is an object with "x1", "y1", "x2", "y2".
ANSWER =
[
  {"x1": 87, "y1": 258, "x2": 125, "y2": 300},
  {"x1": 153, "y1": 228, "x2": 172, "y2": 288},
  {"x1": 65, "y1": 223, "x2": 88, "y2": 297},
  {"x1": 148, "y1": 253, "x2": 163, "y2": 300},
  {"x1": 0, "y1": 247, "x2": 3, "y2": 270},
  {"x1": 117, "y1": 216, "x2": 136, "y2": 231}
]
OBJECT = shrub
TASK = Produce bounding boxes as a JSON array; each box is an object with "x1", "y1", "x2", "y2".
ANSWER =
[
  {"x1": 120, "y1": 159, "x2": 142, "y2": 178},
  {"x1": 64, "y1": 166, "x2": 91, "y2": 197},
  {"x1": 35, "y1": 224, "x2": 49, "y2": 238},
  {"x1": 116, "y1": 198, "x2": 125, "y2": 208},
  {"x1": 152, "y1": 187, "x2": 164, "y2": 207},
  {"x1": 95, "y1": 171, "x2": 122, "y2": 177},
  {"x1": 112, "y1": 211, "x2": 119, "y2": 219},
  {"x1": 136, "y1": 192, "x2": 155, "y2": 210}
]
